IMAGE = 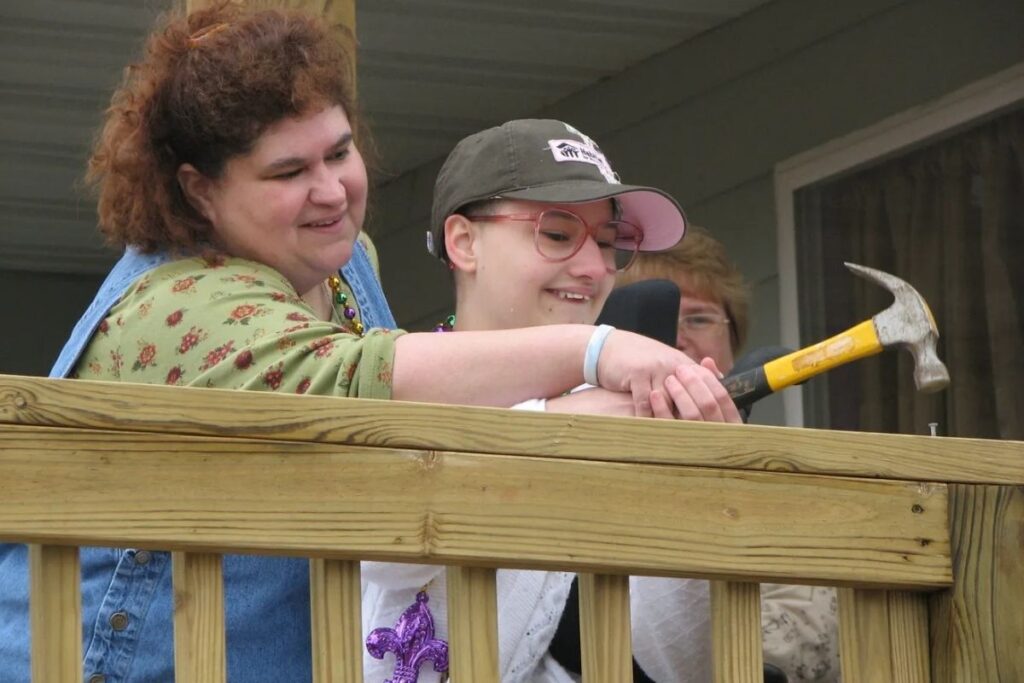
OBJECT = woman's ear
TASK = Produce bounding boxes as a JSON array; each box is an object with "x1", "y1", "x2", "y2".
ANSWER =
[
  {"x1": 176, "y1": 163, "x2": 217, "y2": 223},
  {"x1": 444, "y1": 214, "x2": 479, "y2": 274}
]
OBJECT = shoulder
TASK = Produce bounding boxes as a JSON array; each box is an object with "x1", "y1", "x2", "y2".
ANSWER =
[
  {"x1": 356, "y1": 232, "x2": 381, "y2": 275},
  {"x1": 130, "y1": 255, "x2": 295, "y2": 297}
]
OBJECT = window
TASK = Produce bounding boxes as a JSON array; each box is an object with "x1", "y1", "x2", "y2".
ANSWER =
[
  {"x1": 774, "y1": 65, "x2": 1024, "y2": 438},
  {"x1": 792, "y1": 107, "x2": 1023, "y2": 439}
]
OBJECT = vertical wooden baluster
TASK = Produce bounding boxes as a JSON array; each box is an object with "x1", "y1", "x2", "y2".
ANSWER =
[
  {"x1": 173, "y1": 551, "x2": 226, "y2": 683},
  {"x1": 447, "y1": 566, "x2": 499, "y2": 683},
  {"x1": 578, "y1": 572, "x2": 632, "y2": 682},
  {"x1": 889, "y1": 591, "x2": 931, "y2": 681},
  {"x1": 711, "y1": 581, "x2": 763, "y2": 683},
  {"x1": 29, "y1": 544, "x2": 82, "y2": 683},
  {"x1": 840, "y1": 588, "x2": 930, "y2": 683},
  {"x1": 931, "y1": 484, "x2": 1023, "y2": 683},
  {"x1": 310, "y1": 559, "x2": 362, "y2": 683}
]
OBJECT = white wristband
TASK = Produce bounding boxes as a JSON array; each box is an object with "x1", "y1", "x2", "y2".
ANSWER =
[{"x1": 583, "y1": 324, "x2": 615, "y2": 387}]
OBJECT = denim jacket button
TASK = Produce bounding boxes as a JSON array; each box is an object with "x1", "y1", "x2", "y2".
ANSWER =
[
  {"x1": 135, "y1": 550, "x2": 152, "y2": 565},
  {"x1": 109, "y1": 611, "x2": 129, "y2": 631},
  {"x1": 88, "y1": 675, "x2": 106, "y2": 683}
]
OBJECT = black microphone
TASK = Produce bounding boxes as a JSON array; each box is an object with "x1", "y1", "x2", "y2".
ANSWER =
[{"x1": 596, "y1": 279, "x2": 679, "y2": 348}]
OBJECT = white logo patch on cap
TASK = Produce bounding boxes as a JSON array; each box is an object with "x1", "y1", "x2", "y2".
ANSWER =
[{"x1": 547, "y1": 139, "x2": 620, "y2": 184}]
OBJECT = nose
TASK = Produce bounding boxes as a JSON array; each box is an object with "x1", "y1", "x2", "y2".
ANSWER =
[
  {"x1": 676, "y1": 322, "x2": 696, "y2": 354},
  {"x1": 309, "y1": 162, "x2": 346, "y2": 206},
  {"x1": 568, "y1": 235, "x2": 615, "y2": 280}
]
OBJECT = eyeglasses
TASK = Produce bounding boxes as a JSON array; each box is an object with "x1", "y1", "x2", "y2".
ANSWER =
[
  {"x1": 464, "y1": 208, "x2": 644, "y2": 272},
  {"x1": 678, "y1": 313, "x2": 731, "y2": 335}
]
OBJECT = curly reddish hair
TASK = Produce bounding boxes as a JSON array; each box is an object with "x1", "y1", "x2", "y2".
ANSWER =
[{"x1": 86, "y1": 3, "x2": 363, "y2": 253}]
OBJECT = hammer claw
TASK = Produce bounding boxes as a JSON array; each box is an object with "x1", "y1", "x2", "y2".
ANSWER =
[{"x1": 725, "y1": 263, "x2": 950, "y2": 406}]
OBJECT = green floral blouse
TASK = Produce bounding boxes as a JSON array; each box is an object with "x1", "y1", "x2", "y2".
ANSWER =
[{"x1": 73, "y1": 244, "x2": 404, "y2": 400}]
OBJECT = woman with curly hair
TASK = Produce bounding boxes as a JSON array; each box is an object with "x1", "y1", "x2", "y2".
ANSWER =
[{"x1": 0, "y1": 4, "x2": 737, "y2": 681}]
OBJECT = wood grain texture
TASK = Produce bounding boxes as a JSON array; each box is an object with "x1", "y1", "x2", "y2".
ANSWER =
[
  {"x1": 839, "y1": 588, "x2": 930, "y2": 683},
  {"x1": 310, "y1": 559, "x2": 362, "y2": 683},
  {"x1": 711, "y1": 581, "x2": 763, "y2": 683},
  {"x1": 29, "y1": 544, "x2": 81, "y2": 683},
  {"x1": 0, "y1": 424, "x2": 951, "y2": 588},
  {"x1": 447, "y1": 566, "x2": 498, "y2": 683},
  {"x1": 930, "y1": 484, "x2": 1024, "y2": 683},
  {"x1": 173, "y1": 552, "x2": 226, "y2": 683},
  {"x1": 578, "y1": 573, "x2": 632, "y2": 683},
  {"x1": 2, "y1": 375, "x2": 1020, "y2": 485},
  {"x1": 888, "y1": 591, "x2": 931, "y2": 681}
]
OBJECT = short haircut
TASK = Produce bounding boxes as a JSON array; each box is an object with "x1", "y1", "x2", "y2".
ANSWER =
[{"x1": 616, "y1": 226, "x2": 751, "y2": 352}]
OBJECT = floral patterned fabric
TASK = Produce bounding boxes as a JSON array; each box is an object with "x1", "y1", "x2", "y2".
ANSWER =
[
  {"x1": 762, "y1": 584, "x2": 840, "y2": 681},
  {"x1": 73, "y1": 250, "x2": 403, "y2": 399}
]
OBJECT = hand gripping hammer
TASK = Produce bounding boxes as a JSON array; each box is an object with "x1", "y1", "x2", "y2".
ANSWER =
[{"x1": 723, "y1": 262, "x2": 951, "y2": 408}]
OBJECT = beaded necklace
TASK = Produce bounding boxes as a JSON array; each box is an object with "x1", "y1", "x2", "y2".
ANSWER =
[
  {"x1": 365, "y1": 313, "x2": 456, "y2": 682},
  {"x1": 433, "y1": 314, "x2": 456, "y2": 332},
  {"x1": 327, "y1": 274, "x2": 365, "y2": 335}
]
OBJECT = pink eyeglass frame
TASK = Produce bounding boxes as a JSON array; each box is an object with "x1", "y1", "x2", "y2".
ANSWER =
[{"x1": 464, "y1": 207, "x2": 645, "y2": 272}]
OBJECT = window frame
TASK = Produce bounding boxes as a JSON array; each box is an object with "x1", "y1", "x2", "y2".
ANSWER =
[{"x1": 772, "y1": 62, "x2": 1024, "y2": 427}]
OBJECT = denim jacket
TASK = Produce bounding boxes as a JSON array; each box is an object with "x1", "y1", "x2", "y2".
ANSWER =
[{"x1": 0, "y1": 242, "x2": 396, "y2": 682}]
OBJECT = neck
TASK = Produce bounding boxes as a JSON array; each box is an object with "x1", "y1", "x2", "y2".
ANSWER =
[
  {"x1": 300, "y1": 281, "x2": 334, "y2": 321},
  {"x1": 452, "y1": 290, "x2": 507, "y2": 332}
]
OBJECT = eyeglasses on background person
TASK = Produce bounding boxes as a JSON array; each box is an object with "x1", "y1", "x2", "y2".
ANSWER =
[
  {"x1": 678, "y1": 312, "x2": 731, "y2": 335},
  {"x1": 465, "y1": 207, "x2": 644, "y2": 272}
]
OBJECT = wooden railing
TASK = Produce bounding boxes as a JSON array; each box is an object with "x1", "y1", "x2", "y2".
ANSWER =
[{"x1": 1, "y1": 374, "x2": 1022, "y2": 682}]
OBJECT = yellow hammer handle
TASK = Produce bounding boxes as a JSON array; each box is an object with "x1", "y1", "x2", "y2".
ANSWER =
[{"x1": 763, "y1": 319, "x2": 883, "y2": 392}]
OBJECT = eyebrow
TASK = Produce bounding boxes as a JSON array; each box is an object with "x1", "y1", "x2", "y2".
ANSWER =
[
  {"x1": 262, "y1": 132, "x2": 353, "y2": 174},
  {"x1": 680, "y1": 303, "x2": 725, "y2": 314}
]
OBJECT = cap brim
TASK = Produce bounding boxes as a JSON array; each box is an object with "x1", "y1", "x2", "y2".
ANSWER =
[{"x1": 501, "y1": 180, "x2": 686, "y2": 251}]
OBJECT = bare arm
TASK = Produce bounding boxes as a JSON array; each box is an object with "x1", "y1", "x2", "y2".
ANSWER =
[
  {"x1": 391, "y1": 325, "x2": 701, "y2": 412},
  {"x1": 546, "y1": 386, "x2": 637, "y2": 417}
]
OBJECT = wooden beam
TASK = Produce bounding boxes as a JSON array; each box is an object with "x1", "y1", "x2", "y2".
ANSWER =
[
  {"x1": 173, "y1": 552, "x2": 226, "y2": 683},
  {"x1": 2, "y1": 375, "x2": 1022, "y2": 485},
  {"x1": 711, "y1": 581, "x2": 763, "y2": 683},
  {"x1": 839, "y1": 588, "x2": 930, "y2": 682},
  {"x1": 29, "y1": 545, "x2": 82, "y2": 683},
  {"x1": 579, "y1": 573, "x2": 633, "y2": 682},
  {"x1": 310, "y1": 559, "x2": 363, "y2": 683},
  {"x1": 930, "y1": 484, "x2": 1024, "y2": 683},
  {"x1": 447, "y1": 566, "x2": 499, "y2": 683},
  {"x1": 0, "y1": 423, "x2": 951, "y2": 588}
]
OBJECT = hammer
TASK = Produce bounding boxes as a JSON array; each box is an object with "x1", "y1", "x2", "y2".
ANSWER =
[{"x1": 722, "y1": 262, "x2": 950, "y2": 408}]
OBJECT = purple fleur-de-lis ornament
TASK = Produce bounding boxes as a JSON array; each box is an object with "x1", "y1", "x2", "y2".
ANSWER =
[{"x1": 366, "y1": 591, "x2": 449, "y2": 683}]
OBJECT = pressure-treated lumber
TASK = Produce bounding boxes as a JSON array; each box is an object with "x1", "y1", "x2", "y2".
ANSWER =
[
  {"x1": 930, "y1": 484, "x2": 1024, "y2": 683},
  {"x1": 711, "y1": 581, "x2": 763, "y2": 683},
  {"x1": 447, "y1": 566, "x2": 498, "y2": 682},
  {"x1": 838, "y1": 588, "x2": 930, "y2": 682},
  {"x1": 29, "y1": 544, "x2": 82, "y2": 683},
  {"x1": 172, "y1": 552, "x2": 226, "y2": 683},
  {"x1": 2, "y1": 375, "x2": 1022, "y2": 485},
  {"x1": 310, "y1": 559, "x2": 362, "y2": 683},
  {"x1": 579, "y1": 573, "x2": 632, "y2": 683},
  {"x1": 0, "y1": 423, "x2": 951, "y2": 589}
]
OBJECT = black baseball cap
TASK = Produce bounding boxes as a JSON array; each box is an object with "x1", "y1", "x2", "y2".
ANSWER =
[{"x1": 427, "y1": 119, "x2": 687, "y2": 260}]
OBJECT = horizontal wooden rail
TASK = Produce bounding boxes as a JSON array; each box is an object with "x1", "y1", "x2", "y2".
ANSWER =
[
  {"x1": 2, "y1": 375, "x2": 1023, "y2": 485},
  {"x1": 2, "y1": 374, "x2": 1022, "y2": 682},
  {"x1": 0, "y1": 423, "x2": 950, "y2": 589}
]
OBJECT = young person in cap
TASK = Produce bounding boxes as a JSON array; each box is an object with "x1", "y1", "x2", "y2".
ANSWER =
[
  {"x1": 0, "y1": 7, "x2": 738, "y2": 681},
  {"x1": 362, "y1": 120, "x2": 741, "y2": 683}
]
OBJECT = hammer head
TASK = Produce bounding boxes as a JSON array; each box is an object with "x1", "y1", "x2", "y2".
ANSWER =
[{"x1": 845, "y1": 262, "x2": 950, "y2": 393}]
